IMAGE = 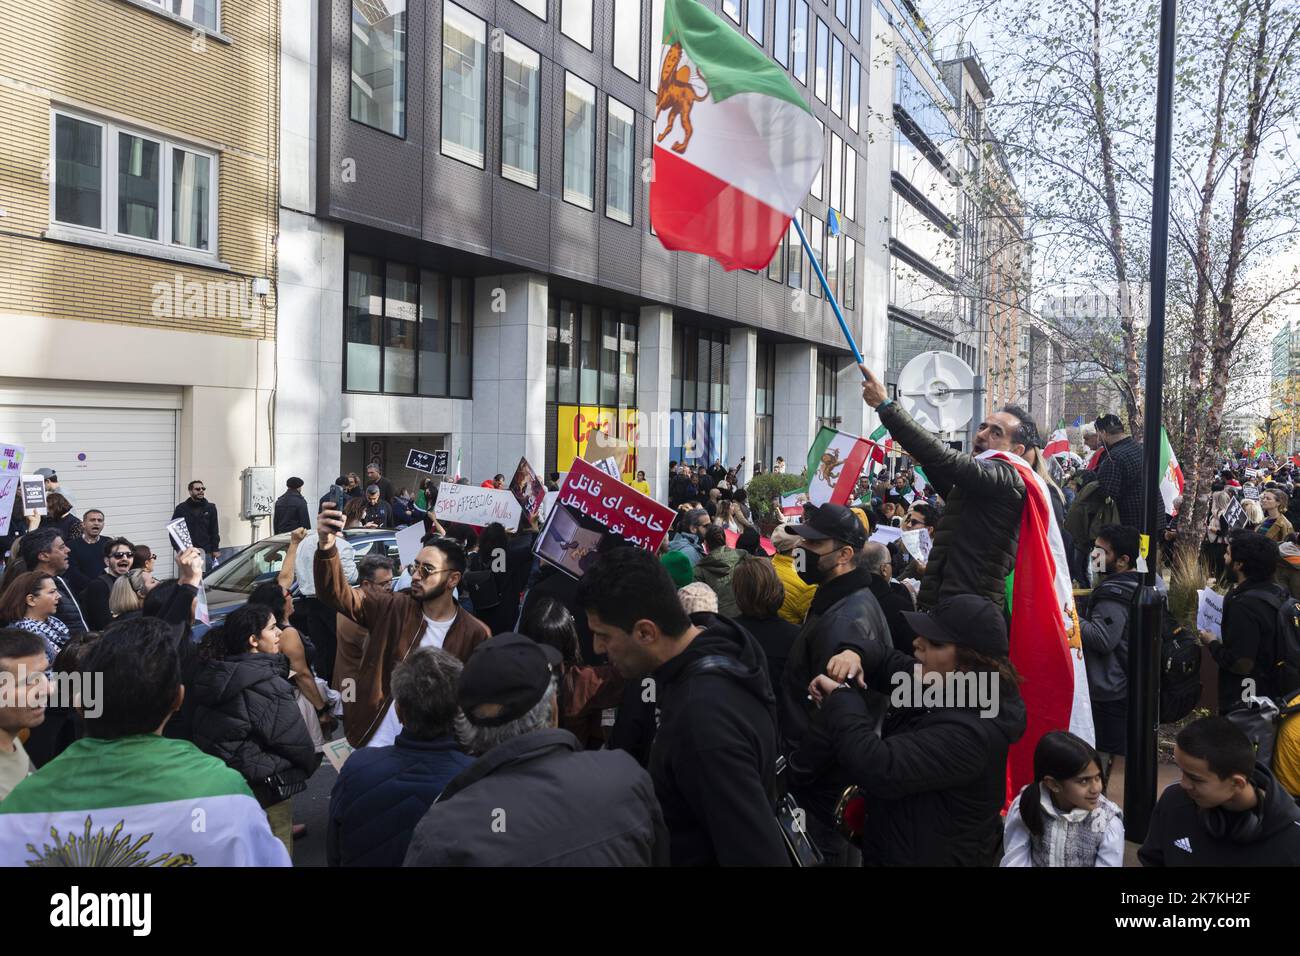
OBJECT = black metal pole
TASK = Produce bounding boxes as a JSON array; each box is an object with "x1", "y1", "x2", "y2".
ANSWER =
[{"x1": 1124, "y1": 0, "x2": 1177, "y2": 841}]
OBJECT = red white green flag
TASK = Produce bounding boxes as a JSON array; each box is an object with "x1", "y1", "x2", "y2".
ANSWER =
[
  {"x1": 650, "y1": 0, "x2": 823, "y2": 270},
  {"x1": 1159, "y1": 426, "x2": 1184, "y2": 515},
  {"x1": 806, "y1": 427, "x2": 873, "y2": 506}
]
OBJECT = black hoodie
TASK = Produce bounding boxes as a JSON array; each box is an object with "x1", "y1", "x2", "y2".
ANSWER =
[
  {"x1": 1139, "y1": 764, "x2": 1300, "y2": 866},
  {"x1": 648, "y1": 616, "x2": 790, "y2": 866}
]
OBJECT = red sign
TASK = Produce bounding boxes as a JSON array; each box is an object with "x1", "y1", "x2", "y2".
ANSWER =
[{"x1": 555, "y1": 457, "x2": 676, "y2": 552}]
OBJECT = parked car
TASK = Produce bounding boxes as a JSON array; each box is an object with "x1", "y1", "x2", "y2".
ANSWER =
[{"x1": 200, "y1": 529, "x2": 400, "y2": 625}]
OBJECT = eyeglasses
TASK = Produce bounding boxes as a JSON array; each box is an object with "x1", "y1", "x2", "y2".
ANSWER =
[
  {"x1": 407, "y1": 562, "x2": 453, "y2": 579},
  {"x1": 192, "y1": 487, "x2": 206, "y2": 492},
  {"x1": 109, "y1": 552, "x2": 132, "y2": 560},
  {"x1": 149, "y1": 553, "x2": 157, "y2": 561}
]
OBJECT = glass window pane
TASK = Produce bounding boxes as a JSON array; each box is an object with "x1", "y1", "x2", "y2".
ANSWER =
[
  {"x1": 747, "y1": 0, "x2": 764, "y2": 43},
  {"x1": 671, "y1": 326, "x2": 682, "y2": 409},
  {"x1": 850, "y1": 0, "x2": 861, "y2": 40},
  {"x1": 844, "y1": 238, "x2": 856, "y2": 310},
  {"x1": 844, "y1": 145, "x2": 856, "y2": 220},
  {"x1": 613, "y1": 0, "x2": 641, "y2": 80},
  {"x1": 620, "y1": 319, "x2": 638, "y2": 407},
  {"x1": 345, "y1": 254, "x2": 382, "y2": 392},
  {"x1": 831, "y1": 36, "x2": 844, "y2": 115},
  {"x1": 601, "y1": 313, "x2": 619, "y2": 406},
  {"x1": 814, "y1": 18, "x2": 828, "y2": 102},
  {"x1": 830, "y1": 132, "x2": 842, "y2": 213},
  {"x1": 580, "y1": 305, "x2": 600, "y2": 403},
  {"x1": 835, "y1": 0, "x2": 847, "y2": 24},
  {"x1": 792, "y1": 0, "x2": 808, "y2": 84},
  {"x1": 509, "y1": 0, "x2": 546, "y2": 19},
  {"x1": 117, "y1": 132, "x2": 159, "y2": 240},
  {"x1": 696, "y1": 331, "x2": 710, "y2": 411},
  {"x1": 723, "y1": 0, "x2": 740, "y2": 23},
  {"x1": 54, "y1": 115, "x2": 102, "y2": 229},
  {"x1": 171, "y1": 148, "x2": 212, "y2": 250},
  {"x1": 501, "y1": 36, "x2": 540, "y2": 188},
  {"x1": 442, "y1": 2, "x2": 486, "y2": 166},
  {"x1": 682, "y1": 328, "x2": 697, "y2": 411},
  {"x1": 563, "y1": 73, "x2": 596, "y2": 209},
  {"x1": 849, "y1": 56, "x2": 860, "y2": 133},
  {"x1": 810, "y1": 119, "x2": 823, "y2": 199},
  {"x1": 419, "y1": 270, "x2": 449, "y2": 396},
  {"x1": 170, "y1": 0, "x2": 218, "y2": 30},
  {"x1": 350, "y1": 0, "x2": 407, "y2": 137},
  {"x1": 606, "y1": 98, "x2": 635, "y2": 224},
  {"x1": 809, "y1": 214, "x2": 823, "y2": 298},
  {"x1": 384, "y1": 262, "x2": 418, "y2": 393},
  {"x1": 450, "y1": 278, "x2": 472, "y2": 397},
  {"x1": 562, "y1": 0, "x2": 593, "y2": 48},
  {"x1": 557, "y1": 301, "x2": 578, "y2": 403},
  {"x1": 649, "y1": 0, "x2": 666, "y2": 92},
  {"x1": 786, "y1": 219, "x2": 802, "y2": 288},
  {"x1": 773, "y1": 0, "x2": 789, "y2": 65},
  {"x1": 767, "y1": 227, "x2": 784, "y2": 280},
  {"x1": 826, "y1": 234, "x2": 840, "y2": 300}
]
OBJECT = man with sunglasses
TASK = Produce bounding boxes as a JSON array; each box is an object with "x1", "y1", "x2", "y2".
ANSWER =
[
  {"x1": 172, "y1": 480, "x2": 221, "y2": 571},
  {"x1": 79, "y1": 536, "x2": 136, "y2": 630},
  {"x1": 314, "y1": 508, "x2": 490, "y2": 748}
]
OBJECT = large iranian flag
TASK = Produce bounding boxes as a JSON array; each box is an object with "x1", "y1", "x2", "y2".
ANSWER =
[
  {"x1": 0, "y1": 735, "x2": 291, "y2": 867},
  {"x1": 651, "y1": 0, "x2": 823, "y2": 270},
  {"x1": 806, "y1": 427, "x2": 873, "y2": 506},
  {"x1": 1159, "y1": 426, "x2": 1184, "y2": 515}
]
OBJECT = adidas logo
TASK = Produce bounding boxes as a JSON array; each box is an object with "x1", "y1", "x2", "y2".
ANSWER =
[{"x1": 1174, "y1": 837, "x2": 1193, "y2": 853}]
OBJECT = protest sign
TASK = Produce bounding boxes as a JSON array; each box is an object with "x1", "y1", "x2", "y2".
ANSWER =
[
  {"x1": 552, "y1": 458, "x2": 675, "y2": 551},
  {"x1": 538, "y1": 490, "x2": 559, "y2": 523},
  {"x1": 166, "y1": 517, "x2": 193, "y2": 552},
  {"x1": 405, "y1": 449, "x2": 437, "y2": 474},
  {"x1": 868, "y1": 525, "x2": 902, "y2": 546},
  {"x1": 21, "y1": 475, "x2": 47, "y2": 515},
  {"x1": 433, "y1": 450, "x2": 450, "y2": 475},
  {"x1": 534, "y1": 506, "x2": 606, "y2": 579},
  {"x1": 592, "y1": 457, "x2": 621, "y2": 477},
  {"x1": 323, "y1": 737, "x2": 355, "y2": 772},
  {"x1": 195, "y1": 581, "x2": 211, "y2": 625},
  {"x1": 581, "y1": 425, "x2": 629, "y2": 474},
  {"x1": 396, "y1": 522, "x2": 427, "y2": 570},
  {"x1": 509, "y1": 457, "x2": 546, "y2": 521},
  {"x1": 1222, "y1": 496, "x2": 1248, "y2": 531},
  {"x1": 434, "y1": 482, "x2": 523, "y2": 528},
  {"x1": 901, "y1": 528, "x2": 932, "y2": 563},
  {"x1": 1196, "y1": 589, "x2": 1224, "y2": 639},
  {"x1": 0, "y1": 443, "x2": 24, "y2": 536},
  {"x1": 1243, "y1": 484, "x2": 1261, "y2": 501}
]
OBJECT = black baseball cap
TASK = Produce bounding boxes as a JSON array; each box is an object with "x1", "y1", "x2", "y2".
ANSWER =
[
  {"x1": 901, "y1": 595, "x2": 1009, "y2": 658},
  {"x1": 790, "y1": 503, "x2": 867, "y2": 551},
  {"x1": 457, "y1": 633, "x2": 562, "y2": 727},
  {"x1": 1094, "y1": 414, "x2": 1124, "y2": 433}
]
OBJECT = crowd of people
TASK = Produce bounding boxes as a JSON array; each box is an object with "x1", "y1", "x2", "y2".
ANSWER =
[{"x1": 2, "y1": 374, "x2": 1300, "y2": 868}]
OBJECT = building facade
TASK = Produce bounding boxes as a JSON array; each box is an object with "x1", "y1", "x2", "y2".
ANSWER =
[{"x1": 0, "y1": 0, "x2": 279, "y2": 566}]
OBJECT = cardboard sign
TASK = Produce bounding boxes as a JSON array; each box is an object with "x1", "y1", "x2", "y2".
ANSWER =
[
  {"x1": 1196, "y1": 588, "x2": 1224, "y2": 639},
  {"x1": 534, "y1": 506, "x2": 607, "y2": 579},
  {"x1": 0, "y1": 443, "x2": 24, "y2": 536},
  {"x1": 434, "y1": 482, "x2": 524, "y2": 528},
  {"x1": 21, "y1": 475, "x2": 47, "y2": 516},
  {"x1": 323, "y1": 737, "x2": 355, "y2": 771},
  {"x1": 1243, "y1": 484, "x2": 1261, "y2": 501},
  {"x1": 581, "y1": 426, "x2": 629, "y2": 473},
  {"x1": 1223, "y1": 496, "x2": 1248, "y2": 531},
  {"x1": 551, "y1": 458, "x2": 675, "y2": 552},
  {"x1": 395, "y1": 522, "x2": 427, "y2": 570},
  {"x1": 405, "y1": 449, "x2": 438, "y2": 474},
  {"x1": 166, "y1": 517, "x2": 193, "y2": 553},
  {"x1": 432, "y1": 450, "x2": 450, "y2": 476},
  {"x1": 509, "y1": 457, "x2": 547, "y2": 522}
]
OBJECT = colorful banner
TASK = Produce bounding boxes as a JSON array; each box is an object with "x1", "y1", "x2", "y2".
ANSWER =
[{"x1": 0, "y1": 442, "x2": 24, "y2": 536}]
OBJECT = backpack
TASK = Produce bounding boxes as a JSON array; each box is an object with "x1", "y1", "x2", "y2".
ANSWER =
[
  {"x1": 1088, "y1": 577, "x2": 1201, "y2": 723},
  {"x1": 1236, "y1": 586, "x2": 1300, "y2": 699},
  {"x1": 1223, "y1": 694, "x2": 1300, "y2": 771},
  {"x1": 1064, "y1": 477, "x2": 1121, "y2": 545},
  {"x1": 461, "y1": 552, "x2": 501, "y2": 611}
]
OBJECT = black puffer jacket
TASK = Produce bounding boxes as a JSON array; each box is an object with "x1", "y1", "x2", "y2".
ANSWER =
[
  {"x1": 191, "y1": 653, "x2": 318, "y2": 801},
  {"x1": 820, "y1": 642, "x2": 1027, "y2": 866},
  {"x1": 879, "y1": 403, "x2": 1025, "y2": 611}
]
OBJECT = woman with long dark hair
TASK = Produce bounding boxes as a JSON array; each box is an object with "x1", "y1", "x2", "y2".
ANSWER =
[
  {"x1": 0, "y1": 571, "x2": 70, "y2": 660},
  {"x1": 248, "y1": 579, "x2": 335, "y2": 744}
]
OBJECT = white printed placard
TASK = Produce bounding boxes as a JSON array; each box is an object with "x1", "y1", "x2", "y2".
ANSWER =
[{"x1": 434, "y1": 482, "x2": 524, "y2": 528}]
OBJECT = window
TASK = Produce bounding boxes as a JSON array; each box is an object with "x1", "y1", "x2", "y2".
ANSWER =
[
  {"x1": 816, "y1": 352, "x2": 840, "y2": 429},
  {"x1": 844, "y1": 145, "x2": 856, "y2": 220},
  {"x1": 351, "y1": 0, "x2": 407, "y2": 137},
  {"x1": 649, "y1": 0, "x2": 667, "y2": 91},
  {"x1": 52, "y1": 111, "x2": 217, "y2": 255},
  {"x1": 509, "y1": 0, "x2": 546, "y2": 19},
  {"x1": 613, "y1": 0, "x2": 641, "y2": 80},
  {"x1": 563, "y1": 73, "x2": 597, "y2": 209},
  {"x1": 747, "y1": 0, "x2": 764, "y2": 43},
  {"x1": 755, "y1": 341, "x2": 776, "y2": 470},
  {"x1": 606, "y1": 98, "x2": 635, "y2": 224},
  {"x1": 848, "y1": 56, "x2": 861, "y2": 132},
  {"x1": 811, "y1": 119, "x2": 824, "y2": 199},
  {"x1": 562, "y1": 0, "x2": 593, "y2": 48},
  {"x1": 723, "y1": 0, "x2": 741, "y2": 23},
  {"x1": 774, "y1": 0, "x2": 790, "y2": 65},
  {"x1": 850, "y1": 0, "x2": 861, "y2": 40},
  {"x1": 830, "y1": 132, "x2": 842, "y2": 212},
  {"x1": 501, "y1": 36, "x2": 541, "y2": 188},
  {"x1": 835, "y1": 0, "x2": 847, "y2": 24},
  {"x1": 148, "y1": 0, "x2": 218, "y2": 31},
  {"x1": 441, "y1": 2, "x2": 486, "y2": 166},
  {"x1": 786, "y1": 219, "x2": 802, "y2": 288},
  {"x1": 825, "y1": 233, "x2": 840, "y2": 300},
  {"x1": 814, "y1": 18, "x2": 828, "y2": 102},
  {"x1": 792, "y1": 0, "x2": 809, "y2": 83},
  {"x1": 345, "y1": 253, "x2": 473, "y2": 397},
  {"x1": 767, "y1": 227, "x2": 784, "y2": 281},
  {"x1": 844, "y1": 238, "x2": 856, "y2": 310},
  {"x1": 669, "y1": 324, "x2": 730, "y2": 464},
  {"x1": 830, "y1": 35, "x2": 844, "y2": 116},
  {"x1": 809, "y1": 213, "x2": 824, "y2": 297}
]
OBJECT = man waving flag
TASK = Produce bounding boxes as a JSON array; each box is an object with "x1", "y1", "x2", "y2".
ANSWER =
[{"x1": 650, "y1": 0, "x2": 823, "y2": 270}]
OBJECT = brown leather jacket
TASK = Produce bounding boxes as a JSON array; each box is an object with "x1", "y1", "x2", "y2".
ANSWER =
[{"x1": 314, "y1": 543, "x2": 490, "y2": 746}]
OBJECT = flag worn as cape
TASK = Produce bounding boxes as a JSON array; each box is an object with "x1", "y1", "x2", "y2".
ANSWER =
[
  {"x1": 0, "y1": 735, "x2": 291, "y2": 867},
  {"x1": 979, "y1": 449, "x2": 1094, "y2": 802},
  {"x1": 650, "y1": 0, "x2": 822, "y2": 270}
]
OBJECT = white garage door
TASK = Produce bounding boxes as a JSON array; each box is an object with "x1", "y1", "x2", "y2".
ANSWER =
[{"x1": 0, "y1": 380, "x2": 181, "y2": 578}]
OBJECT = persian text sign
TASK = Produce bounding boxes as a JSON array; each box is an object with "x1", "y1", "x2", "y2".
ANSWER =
[{"x1": 556, "y1": 458, "x2": 675, "y2": 552}]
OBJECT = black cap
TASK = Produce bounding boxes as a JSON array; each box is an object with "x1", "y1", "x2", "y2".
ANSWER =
[
  {"x1": 287, "y1": 476, "x2": 304, "y2": 489},
  {"x1": 901, "y1": 595, "x2": 1009, "y2": 658},
  {"x1": 1094, "y1": 414, "x2": 1124, "y2": 433},
  {"x1": 790, "y1": 503, "x2": 867, "y2": 551},
  {"x1": 457, "y1": 633, "x2": 562, "y2": 727}
]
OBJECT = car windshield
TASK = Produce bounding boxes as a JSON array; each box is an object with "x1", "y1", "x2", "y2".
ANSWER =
[{"x1": 204, "y1": 532, "x2": 392, "y2": 593}]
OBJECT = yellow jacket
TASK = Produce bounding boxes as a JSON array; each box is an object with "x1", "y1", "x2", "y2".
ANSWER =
[{"x1": 773, "y1": 552, "x2": 816, "y2": 626}]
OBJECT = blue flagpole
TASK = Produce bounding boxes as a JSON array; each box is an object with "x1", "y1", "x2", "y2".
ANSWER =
[{"x1": 792, "y1": 215, "x2": 865, "y2": 372}]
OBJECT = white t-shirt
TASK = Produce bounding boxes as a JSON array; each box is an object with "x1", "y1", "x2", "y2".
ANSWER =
[
  {"x1": 0, "y1": 737, "x2": 32, "y2": 804},
  {"x1": 365, "y1": 613, "x2": 455, "y2": 748}
]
